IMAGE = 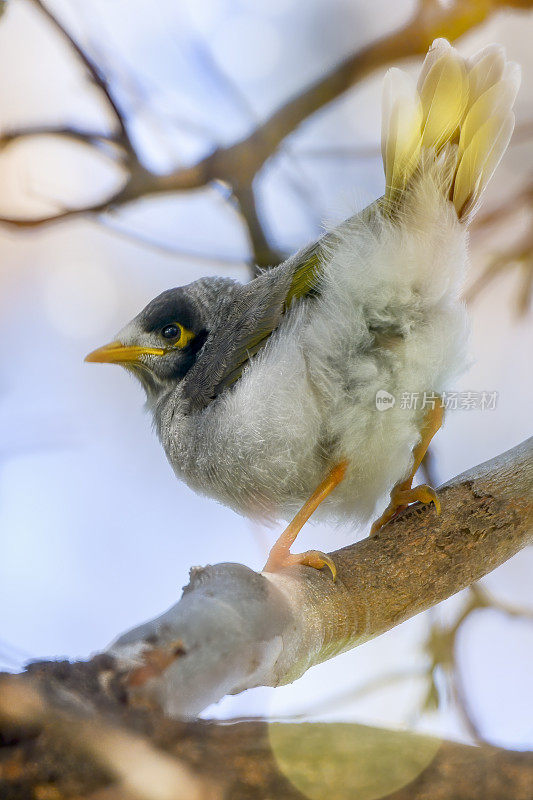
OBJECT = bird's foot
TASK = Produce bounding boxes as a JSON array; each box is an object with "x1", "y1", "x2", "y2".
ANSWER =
[
  {"x1": 263, "y1": 547, "x2": 337, "y2": 581},
  {"x1": 370, "y1": 484, "x2": 440, "y2": 536},
  {"x1": 262, "y1": 461, "x2": 347, "y2": 581}
]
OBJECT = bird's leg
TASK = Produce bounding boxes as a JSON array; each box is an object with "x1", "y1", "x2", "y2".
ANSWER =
[
  {"x1": 263, "y1": 460, "x2": 348, "y2": 581},
  {"x1": 370, "y1": 402, "x2": 444, "y2": 535}
]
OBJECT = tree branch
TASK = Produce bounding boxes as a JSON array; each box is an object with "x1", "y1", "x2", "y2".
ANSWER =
[
  {"x1": 232, "y1": 183, "x2": 284, "y2": 273},
  {"x1": 29, "y1": 0, "x2": 134, "y2": 154},
  {"x1": 212, "y1": 0, "x2": 531, "y2": 177},
  {"x1": 1, "y1": 670, "x2": 533, "y2": 800},
  {"x1": 420, "y1": 584, "x2": 533, "y2": 743},
  {"x1": 0, "y1": 442, "x2": 531, "y2": 797},
  {"x1": 4, "y1": 0, "x2": 532, "y2": 272},
  {"x1": 99, "y1": 438, "x2": 533, "y2": 719},
  {"x1": 0, "y1": 124, "x2": 120, "y2": 149}
]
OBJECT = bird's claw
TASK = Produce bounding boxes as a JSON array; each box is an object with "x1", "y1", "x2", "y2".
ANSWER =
[
  {"x1": 264, "y1": 548, "x2": 337, "y2": 581},
  {"x1": 370, "y1": 483, "x2": 440, "y2": 535}
]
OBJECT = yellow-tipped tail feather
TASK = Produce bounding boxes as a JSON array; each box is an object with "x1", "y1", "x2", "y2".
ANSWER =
[{"x1": 382, "y1": 39, "x2": 520, "y2": 221}]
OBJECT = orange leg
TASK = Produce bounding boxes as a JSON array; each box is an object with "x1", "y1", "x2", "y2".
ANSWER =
[
  {"x1": 370, "y1": 403, "x2": 444, "y2": 536},
  {"x1": 263, "y1": 460, "x2": 348, "y2": 580}
]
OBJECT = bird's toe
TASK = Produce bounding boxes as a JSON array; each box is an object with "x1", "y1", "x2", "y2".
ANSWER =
[{"x1": 264, "y1": 548, "x2": 337, "y2": 581}]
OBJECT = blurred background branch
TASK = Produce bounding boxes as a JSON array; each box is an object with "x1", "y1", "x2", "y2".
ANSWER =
[
  {"x1": 421, "y1": 584, "x2": 533, "y2": 744},
  {"x1": 1, "y1": 671, "x2": 533, "y2": 800},
  {"x1": 468, "y1": 183, "x2": 533, "y2": 313},
  {"x1": 0, "y1": 0, "x2": 531, "y2": 765},
  {"x1": 0, "y1": 0, "x2": 532, "y2": 277}
]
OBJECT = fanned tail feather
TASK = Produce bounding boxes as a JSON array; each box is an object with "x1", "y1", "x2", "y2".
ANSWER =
[{"x1": 382, "y1": 38, "x2": 520, "y2": 221}]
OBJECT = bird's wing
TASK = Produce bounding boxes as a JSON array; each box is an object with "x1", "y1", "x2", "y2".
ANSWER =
[
  {"x1": 215, "y1": 249, "x2": 323, "y2": 392},
  {"x1": 181, "y1": 245, "x2": 323, "y2": 410}
]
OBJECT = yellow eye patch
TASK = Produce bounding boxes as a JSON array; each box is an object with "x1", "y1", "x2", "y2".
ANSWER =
[{"x1": 161, "y1": 322, "x2": 195, "y2": 349}]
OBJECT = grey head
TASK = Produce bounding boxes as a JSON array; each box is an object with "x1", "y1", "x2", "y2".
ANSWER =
[
  {"x1": 86, "y1": 276, "x2": 239, "y2": 406},
  {"x1": 85, "y1": 263, "x2": 303, "y2": 414}
]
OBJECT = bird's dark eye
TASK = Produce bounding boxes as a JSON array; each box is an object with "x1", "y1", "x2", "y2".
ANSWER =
[
  {"x1": 162, "y1": 324, "x2": 180, "y2": 340},
  {"x1": 159, "y1": 322, "x2": 195, "y2": 349}
]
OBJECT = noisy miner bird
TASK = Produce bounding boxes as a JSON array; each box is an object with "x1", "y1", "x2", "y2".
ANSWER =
[{"x1": 87, "y1": 40, "x2": 520, "y2": 579}]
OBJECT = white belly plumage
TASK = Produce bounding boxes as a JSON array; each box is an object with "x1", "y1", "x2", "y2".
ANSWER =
[{"x1": 160, "y1": 193, "x2": 469, "y2": 528}]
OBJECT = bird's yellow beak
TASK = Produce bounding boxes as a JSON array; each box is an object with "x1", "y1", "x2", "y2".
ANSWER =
[{"x1": 85, "y1": 340, "x2": 165, "y2": 364}]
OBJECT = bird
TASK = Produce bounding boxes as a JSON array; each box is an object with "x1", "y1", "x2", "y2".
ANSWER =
[{"x1": 86, "y1": 39, "x2": 520, "y2": 579}]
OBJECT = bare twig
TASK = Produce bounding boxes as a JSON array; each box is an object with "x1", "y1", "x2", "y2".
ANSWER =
[
  {"x1": 0, "y1": 124, "x2": 120, "y2": 149},
  {"x1": 3, "y1": 0, "x2": 532, "y2": 274},
  {"x1": 422, "y1": 583, "x2": 533, "y2": 743},
  {"x1": 94, "y1": 215, "x2": 248, "y2": 267},
  {"x1": 466, "y1": 228, "x2": 533, "y2": 310},
  {"x1": 28, "y1": 0, "x2": 133, "y2": 154},
  {"x1": 232, "y1": 183, "x2": 283, "y2": 272},
  {"x1": 471, "y1": 183, "x2": 533, "y2": 235},
  {"x1": 464, "y1": 181, "x2": 533, "y2": 310}
]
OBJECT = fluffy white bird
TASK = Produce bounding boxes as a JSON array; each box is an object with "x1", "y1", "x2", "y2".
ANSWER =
[{"x1": 87, "y1": 39, "x2": 520, "y2": 578}]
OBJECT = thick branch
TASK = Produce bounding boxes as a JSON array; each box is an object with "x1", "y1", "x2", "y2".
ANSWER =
[
  {"x1": 1, "y1": 672, "x2": 532, "y2": 800},
  {"x1": 104, "y1": 438, "x2": 532, "y2": 718},
  {"x1": 0, "y1": 440, "x2": 531, "y2": 796}
]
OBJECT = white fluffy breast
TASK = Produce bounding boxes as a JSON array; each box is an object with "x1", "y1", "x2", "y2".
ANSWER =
[
  {"x1": 160, "y1": 311, "x2": 326, "y2": 520},
  {"x1": 161, "y1": 179, "x2": 470, "y2": 528}
]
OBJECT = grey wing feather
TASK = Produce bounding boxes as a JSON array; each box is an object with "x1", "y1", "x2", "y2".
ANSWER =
[{"x1": 181, "y1": 243, "x2": 322, "y2": 411}]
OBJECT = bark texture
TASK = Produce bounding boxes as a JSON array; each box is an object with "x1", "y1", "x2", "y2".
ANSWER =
[
  {"x1": 104, "y1": 438, "x2": 532, "y2": 717},
  {"x1": 0, "y1": 439, "x2": 531, "y2": 799},
  {"x1": 1, "y1": 668, "x2": 532, "y2": 800}
]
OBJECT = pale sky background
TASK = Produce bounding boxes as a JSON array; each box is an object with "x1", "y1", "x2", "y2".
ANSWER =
[{"x1": 0, "y1": 0, "x2": 531, "y2": 755}]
